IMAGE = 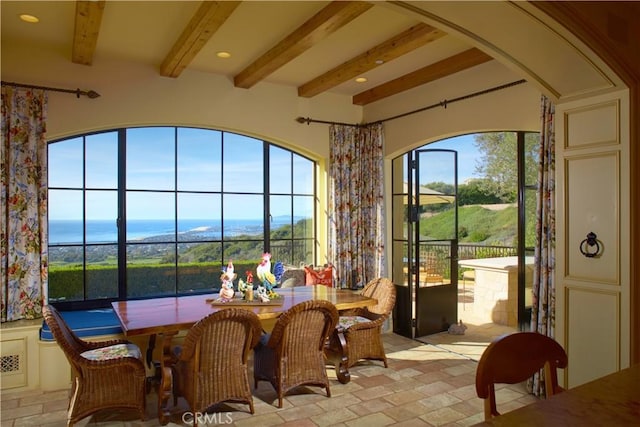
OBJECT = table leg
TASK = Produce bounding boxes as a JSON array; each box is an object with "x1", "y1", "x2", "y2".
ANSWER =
[
  {"x1": 325, "y1": 328, "x2": 351, "y2": 384},
  {"x1": 158, "y1": 331, "x2": 178, "y2": 426},
  {"x1": 145, "y1": 334, "x2": 161, "y2": 394}
]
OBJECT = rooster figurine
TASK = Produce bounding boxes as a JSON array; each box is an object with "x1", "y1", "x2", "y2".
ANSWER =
[{"x1": 256, "y1": 252, "x2": 277, "y2": 297}]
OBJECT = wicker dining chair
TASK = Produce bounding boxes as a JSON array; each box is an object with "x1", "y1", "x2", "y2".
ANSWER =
[
  {"x1": 327, "y1": 277, "x2": 397, "y2": 369},
  {"x1": 171, "y1": 308, "x2": 263, "y2": 421},
  {"x1": 475, "y1": 331, "x2": 568, "y2": 420},
  {"x1": 42, "y1": 305, "x2": 146, "y2": 427},
  {"x1": 253, "y1": 299, "x2": 338, "y2": 408}
]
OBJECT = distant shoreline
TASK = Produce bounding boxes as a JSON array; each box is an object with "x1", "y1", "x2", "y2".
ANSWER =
[{"x1": 48, "y1": 217, "x2": 306, "y2": 245}]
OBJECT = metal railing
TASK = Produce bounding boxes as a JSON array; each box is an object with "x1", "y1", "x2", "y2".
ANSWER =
[{"x1": 420, "y1": 243, "x2": 517, "y2": 280}]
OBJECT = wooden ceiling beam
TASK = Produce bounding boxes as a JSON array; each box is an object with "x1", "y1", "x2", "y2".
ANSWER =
[
  {"x1": 298, "y1": 23, "x2": 446, "y2": 98},
  {"x1": 234, "y1": 1, "x2": 374, "y2": 89},
  {"x1": 160, "y1": 1, "x2": 241, "y2": 78},
  {"x1": 352, "y1": 48, "x2": 493, "y2": 105},
  {"x1": 72, "y1": 0, "x2": 105, "y2": 66}
]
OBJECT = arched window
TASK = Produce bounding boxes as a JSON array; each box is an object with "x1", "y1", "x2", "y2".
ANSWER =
[{"x1": 48, "y1": 127, "x2": 316, "y2": 309}]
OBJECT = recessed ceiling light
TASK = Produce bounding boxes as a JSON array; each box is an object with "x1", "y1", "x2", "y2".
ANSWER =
[
  {"x1": 19, "y1": 14, "x2": 39, "y2": 23},
  {"x1": 375, "y1": 59, "x2": 384, "y2": 65},
  {"x1": 355, "y1": 77, "x2": 367, "y2": 83},
  {"x1": 216, "y1": 51, "x2": 231, "y2": 59}
]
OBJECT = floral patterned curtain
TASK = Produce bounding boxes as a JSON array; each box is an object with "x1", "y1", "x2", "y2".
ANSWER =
[
  {"x1": 529, "y1": 94, "x2": 556, "y2": 396},
  {"x1": 1, "y1": 87, "x2": 48, "y2": 322},
  {"x1": 328, "y1": 123, "x2": 385, "y2": 288}
]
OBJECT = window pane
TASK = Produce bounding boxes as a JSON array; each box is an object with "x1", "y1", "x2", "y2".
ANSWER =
[
  {"x1": 293, "y1": 196, "x2": 313, "y2": 239},
  {"x1": 270, "y1": 240, "x2": 293, "y2": 266},
  {"x1": 222, "y1": 241, "x2": 264, "y2": 265},
  {"x1": 293, "y1": 154, "x2": 314, "y2": 194},
  {"x1": 48, "y1": 246, "x2": 84, "y2": 302},
  {"x1": 86, "y1": 190, "x2": 118, "y2": 243},
  {"x1": 223, "y1": 134, "x2": 263, "y2": 193},
  {"x1": 419, "y1": 150, "x2": 456, "y2": 188},
  {"x1": 524, "y1": 132, "x2": 540, "y2": 186},
  {"x1": 127, "y1": 192, "x2": 176, "y2": 241},
  {"x1": 392, "y1": 194, "x2": 408, "y2": 240},
  {"x1": 270, "y1": 195, "x2": 292, "y2": 238},
  {"x1": 293, "y1": 239, "x2": 314, "y2": 266},
  {"x1": 86, "y1": 132, "x2": 118, "y2": 188},
  {"x1": 177, "y1": 193, "x2": 222, "y2": 242},
  {"x1": 222, "y1": 194, "x2": 264, "y2": 238},
  {"x1": 178, "y1": 242, "x2": 221, "y2": 293},
  {"x1": 392, "y1": 241, "x2": 409, "y2": 286},
  {"x1": 524, "y1": 188, "x2": 537, "y2": 249},
  {"x1": 127, "y1": 243, "x2": 176, "y2": 297},
  {"x1": 86, "y1": 244, "x2": 118, "y2": 299},
  {"x1": 49, "y1": 189, "x2": 83, "y2": 244},
  {"x1": 127, "y1": 191, "x2": 176, "y2": 221},
  {"x1": 127, "y1": 127, "x2": 175, "y2": 190},
  {"x1": 177, "y1": 128, "x2": 221, "y2": 191},
  {"x1": 269, "y1": 145, "x2": 291, "y2": 194},
  {"x1": 49, "y1": 137, "x2": 83, "y2": 188}
]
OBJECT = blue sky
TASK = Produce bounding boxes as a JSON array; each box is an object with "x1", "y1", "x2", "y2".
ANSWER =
[{"x1": 418, "y1": 133, "x2": 482, "y2": 183}]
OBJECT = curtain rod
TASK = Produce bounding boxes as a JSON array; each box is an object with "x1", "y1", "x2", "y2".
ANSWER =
[
  {"x1": 295, "y1": 79, "x2": 527, "y2": 127},
  {"x1": 1, "y1": 80, "x2": 100, "y2": 99}
]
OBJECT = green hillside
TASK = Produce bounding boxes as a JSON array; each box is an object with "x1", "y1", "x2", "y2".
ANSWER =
[{"x1": 420, "y1": 204, "x2": 519, "y2": 247}]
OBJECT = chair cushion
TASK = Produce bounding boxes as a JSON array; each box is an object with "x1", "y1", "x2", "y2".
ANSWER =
[
  {"x1": 338, "y1": 315, "x2": 371, "y2": 329},
  {"x1": 80, "y1": 343, "x2": 142, "y2": 361}
]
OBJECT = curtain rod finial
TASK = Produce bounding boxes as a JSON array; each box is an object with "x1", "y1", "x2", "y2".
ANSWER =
[
  {"x1": 295, "y1": 116, "x2": 309, "y2": 125},
  {"x1": 87, "y1": 90, "x2": 100, "y2": 99}
]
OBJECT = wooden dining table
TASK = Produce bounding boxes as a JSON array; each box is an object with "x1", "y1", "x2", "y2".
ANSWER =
[
  {"x1": 112, "y1": 285, "x2": 377, "y2": 424},
  {"x1": 473, "y1": 364, "x2": 640, "y2": 426}
]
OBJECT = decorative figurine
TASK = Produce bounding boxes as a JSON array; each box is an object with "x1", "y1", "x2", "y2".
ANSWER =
[
  {"x1": 273, "y1": 260, "x2": 285, "y2": 285},
  {"x1": 255, "y1": 284, "x2": 270, "y2": 302},
  {"x1": 256, "y1": 252, "x2": 278, "y2": 298},
  {"x1": 238, "y1": 270, "x2": 253, "y2": 300},
  {"x1": 217, "y1": 260, "x2": 236, "y2": 302},
  {"x1": 237, "y1": 278, "x2": 248, "y2": 299}
]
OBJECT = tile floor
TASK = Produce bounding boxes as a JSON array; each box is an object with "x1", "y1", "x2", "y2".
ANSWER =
[
  {"x1": 2, "y1": 286, "x2": 537, "y2": 426},
  {"x1": 2, "y1": 332, "x2": 538, "y2": 427}
]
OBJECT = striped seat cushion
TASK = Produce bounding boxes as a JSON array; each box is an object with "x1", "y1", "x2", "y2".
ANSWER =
[
  {"x1": 338, "y1": 315, "x2": 371, "y2": 329},
  {"x1": 80, "y1": 343, "x2": 142, "y2": 361}
]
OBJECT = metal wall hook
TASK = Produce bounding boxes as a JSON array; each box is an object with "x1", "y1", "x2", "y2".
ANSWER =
[{"x1": 579, "y1": 232, "x2": 601, "y2": 258}]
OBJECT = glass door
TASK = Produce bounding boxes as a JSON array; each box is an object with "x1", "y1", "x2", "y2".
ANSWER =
[{"x1": 414, "y1": 149, "x2": 459, "y2": 337}]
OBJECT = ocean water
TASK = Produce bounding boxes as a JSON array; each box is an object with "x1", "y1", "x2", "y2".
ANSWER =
[{"x1": 49, "y1": 218, "x2": 295, "y2": 244}]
